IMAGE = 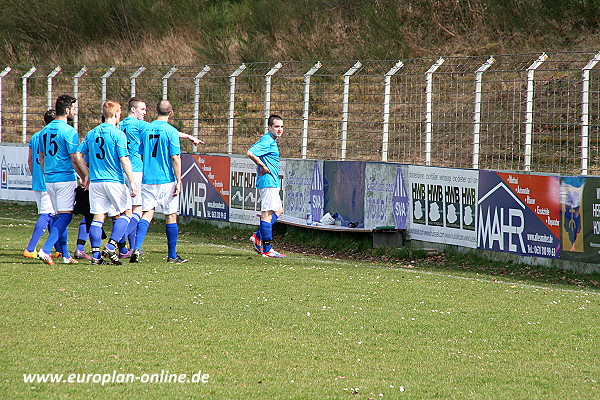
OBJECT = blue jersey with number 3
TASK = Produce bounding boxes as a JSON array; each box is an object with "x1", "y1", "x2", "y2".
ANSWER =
[
  {"x1": 78, "y1": 123, "x2": 129, "y2": 183},
  {"x1": 139, "y1": 120, "x2": 180, "y2": 184}
]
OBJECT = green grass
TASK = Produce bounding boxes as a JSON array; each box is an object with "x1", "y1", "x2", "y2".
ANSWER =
[{"x1": 1, "y1": 203, "x2": 598, "y2": 399}]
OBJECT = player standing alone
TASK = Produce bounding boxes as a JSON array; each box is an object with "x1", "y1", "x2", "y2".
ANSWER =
[{"x1": 247, "y1": 114, "x2": 286, "y2": 258}]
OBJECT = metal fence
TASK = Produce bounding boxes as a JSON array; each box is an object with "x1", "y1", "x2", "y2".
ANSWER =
[{"x1": 2, "y1": 52, "x2": 600, "y2": 175}]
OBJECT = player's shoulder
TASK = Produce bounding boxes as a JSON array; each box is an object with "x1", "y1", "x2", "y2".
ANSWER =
[
  {"x1": 258, "y1": 132, "x2": 274, "y2": 143},
  {"x1": 29, "y1": 130, "x2": 42, "y2": 142}
]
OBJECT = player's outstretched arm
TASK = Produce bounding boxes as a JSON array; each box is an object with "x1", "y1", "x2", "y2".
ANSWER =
[{"x1": 178, "y1": 131, "x2": 205, "y2": 145}]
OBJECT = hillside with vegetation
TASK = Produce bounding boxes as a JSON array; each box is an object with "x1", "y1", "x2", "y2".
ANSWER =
[{"x1": 1, "y1": 0, "x2": 600, "y2": 66}]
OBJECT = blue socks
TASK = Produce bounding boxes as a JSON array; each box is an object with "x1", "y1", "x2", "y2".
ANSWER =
[
  {"x1": 26, "y1": 213, "x2": 53, "y2": 252},
  {"x1": 135, "y1": 219, "x2": 150, "y2": 250},
  {"x1": 76, "y1": 217, "x2": 88, "y2": 251},
  {"x1": 256, "y1": 213, "x2": 278, "y2": 253},
  {"x1": 42, "y1": 213, "x2": 72, "y2": 254},
  {"x1": 125, "y1": 212, "x2": 140, "y2": 249},
  {"x1": 107, "y1": 216, "x2": 130, "y2": 251},
  {"x1": 166, "y1": 223, "x2": 178, "y2": 259},
  {"x1": 89, "y1": 220, "x2": 104, "y2": 259},
  {"x1": 259, "y1": 220, "x2": 273, "y2": 253},
  {"x1": 57, "y1": 227, "x2": 69, "y2": 258}
]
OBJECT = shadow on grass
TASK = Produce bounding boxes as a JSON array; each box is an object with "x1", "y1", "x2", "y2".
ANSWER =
[
  {"x1": 6, "y1": 202, "x2": 599, "y2": 291},
  {"x1": 137, "y1": 216, "x2": 600, "y2": 290}
]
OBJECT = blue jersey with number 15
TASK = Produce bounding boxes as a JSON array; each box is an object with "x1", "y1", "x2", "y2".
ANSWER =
[{"x1": 38, "y1": 119, "x2": 79, "y2": 183}]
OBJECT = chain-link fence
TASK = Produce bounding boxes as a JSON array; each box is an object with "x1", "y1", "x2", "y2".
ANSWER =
[{"x1": 2, "y1": 52, "x2": 600, "y2": 174}]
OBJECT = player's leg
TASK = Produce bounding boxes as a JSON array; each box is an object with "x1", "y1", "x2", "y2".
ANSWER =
[
  {"x1": 100, "y1": 182, "x2": 133, "y2": 265},
  {"x1": 258, "y1": 187, "x2": 285, "y2": 258},
  {"x1": 39, "y1": 182, "x2": 76, "y2": 265},
  {"x1": 24, "y1": 191, "x2": 54, "y2": 257},
  {"x1": 56, "y1": 226, "x2": 77, "y2": 264},
  {"x1": 121, "y1": 172, "x2": 143, "y2": 257},
  {"x1": 89, "y1": 216, "x2": 106, "y2": 264},
  {"x1": 88, "y1": 182, "x2": 113, "y2": 264},
  {"x1": 24, "y1": 214, "x2": 53, "y2": 256},
  {"x1": 131, "y1": 184, "x2": 156, "y2": 262},
  {"x1": 162, "y1": 182, "x2": 187, "y2": 263},
  {"x1": 73, "y1": 216, "x2": 92, "y2": 259}
]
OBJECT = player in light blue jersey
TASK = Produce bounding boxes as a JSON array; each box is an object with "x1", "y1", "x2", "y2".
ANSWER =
[
  {"x1": 247, "y1": 114, "x2": 286, "y2": 258},
  {"x1": 76, "y1": 100, "x2": 137, "y2": 265},
  {"x1": 130, "y1": 100, "x2": 187, "y2": 264},
  {"x1": 23, "y1": 109, "x2": 67, "y2": 261},
  {"x1": 37, "y1": 95, "x2": 86, "y2": 265},
  {"x1": 118, "y1": 97, "x2": 204, "y2": 258}
]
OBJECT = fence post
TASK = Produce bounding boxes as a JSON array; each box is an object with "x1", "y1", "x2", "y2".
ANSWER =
[
  {"x1": 228, "y1": 64, "x2": 247, "y2": 154},
  {"x1": 580, "y1": 52, "x2": 600, "y2": 175},
  {"x1": 162, "y1": 66, "x2": 178, "y2": 100},
  {"x1": 0, "y1": 67, "x2": 11, "y2": 142},
  {"x1": 341, "y1": 61, "x2": 362, "y2": 161},
  {"x1": 524, "y1": 53, "x2": 547, "y2": 171},
  {"x1": 264, "y1": 62, "x2": 282, "y2": 132},
  {"x1": 382, "y1": 61, "x2": 404, "y2": 162},
  {"x1": 101, "y1": 66, "x2": 117, "y2": 105},
  {"x1": 22, "y1": 66, "x2": 37, "y2": 143},
  {"x1": 193, "y1": 65, "x2": 211, "y2": 151},
  {"x1": 130, "y1": 66, "x2": 146, "y2": 98},
  {"x1": 73, "y1": 66, "x2": 88, "y2": 132},
  {"x1": 302, "y1": 61, "x2": 321, "y2": 159},
  {"x1": 472, "y1": 57, "x2": 495, "y2": 169},
  {"x1": 425, "y1": 58, "x2": 444, "y2": 165},
  {"x1": 46, "y1": 66, "x2": 62, "y2": 110}
]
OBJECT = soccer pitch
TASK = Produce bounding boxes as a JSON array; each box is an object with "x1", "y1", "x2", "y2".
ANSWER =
[{"x1": 1, "y1": 203, "x2": 598, "y2": 399}]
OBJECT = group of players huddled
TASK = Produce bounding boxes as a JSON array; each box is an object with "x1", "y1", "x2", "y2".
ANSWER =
[
  {"x1": 24, "y1": 95, "x2": 201, "y2": 265},
  {"x1": 23, "y1": 95, "x2": 287, "y2": 265}
]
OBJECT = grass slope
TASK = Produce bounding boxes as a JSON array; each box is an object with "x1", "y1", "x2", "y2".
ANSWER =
[{"x1": 0, "y1": 203, "x2": 598, "y2": 399}]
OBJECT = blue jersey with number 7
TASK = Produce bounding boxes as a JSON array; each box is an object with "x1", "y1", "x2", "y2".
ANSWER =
[{"x1": 139, "y1": 120, "x2": 180, "y2": 184}]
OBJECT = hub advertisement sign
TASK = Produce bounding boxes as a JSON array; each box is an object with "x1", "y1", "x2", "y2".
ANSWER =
[
  {"x1": 229, "y1": 156, "x2": 285, "y2": 225},
  {"x1": 408, "y1": 166, "x2": 478, "y2": 248}
]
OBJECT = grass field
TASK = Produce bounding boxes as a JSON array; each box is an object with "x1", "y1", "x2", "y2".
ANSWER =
[{"x1": 1, "y1": 203, "x2": 598, "y2": 399}]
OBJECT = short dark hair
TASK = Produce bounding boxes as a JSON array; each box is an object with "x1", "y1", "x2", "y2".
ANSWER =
[
  {"x1": 268, "y1": 114, "x2": 282, "y2": 127},
  {"x1": 43, "y1": 109, "x2": 56, "y2": 125},
  {"x1": 55, "y1": 95, "x2": 76, "y2": 116},
  {"x1": 128, "y1": 96, "x2": 144, "y2": 112}
]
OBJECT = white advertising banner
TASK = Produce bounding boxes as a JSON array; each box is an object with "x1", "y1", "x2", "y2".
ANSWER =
[
  {"x1": 408, "y1": 165, "x2": 478, "y2": 248},
  {"x1": 0, "y1": 144, "x2": 34, "y2": 202},
  {"x1": 283, "y1": 159, "x2": 324, "y2": 223},
  {"x1": 364, "y1": 162, "x2": 409, "y2": 230}
]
